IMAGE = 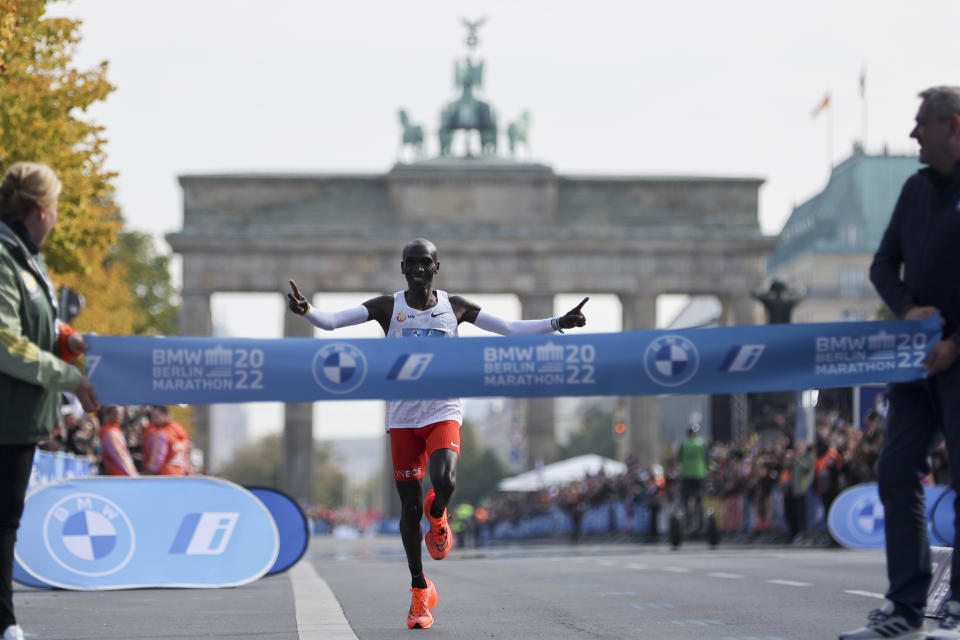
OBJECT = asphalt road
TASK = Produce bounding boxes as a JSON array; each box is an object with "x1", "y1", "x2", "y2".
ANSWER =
[
  {"x1": 313, "y1": 537, "x2": 894, "y2": 639},
  {"x1": 13, "y1": 536, "x2": 908, "y2": 639}
]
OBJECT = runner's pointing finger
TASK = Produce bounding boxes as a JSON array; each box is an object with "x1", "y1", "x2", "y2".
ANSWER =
[{"x1": 289, "y1": 279, "x2": 303, "y2": 299}]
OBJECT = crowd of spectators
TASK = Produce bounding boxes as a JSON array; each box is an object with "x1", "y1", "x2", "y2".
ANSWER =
[
  {"x1": 475, "y1": 407, "x2": 929, "y2": 543},
  {"x1": 38, "y1": 403, "x2": 192, "y2": 477},
  {"x1": 45, "y1": 399, "x2": 948, "y2": 546}
]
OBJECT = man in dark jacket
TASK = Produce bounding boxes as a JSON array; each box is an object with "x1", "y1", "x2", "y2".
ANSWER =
[{"x1": 840, "y1": 86, "x2": 960, "y2": 640}]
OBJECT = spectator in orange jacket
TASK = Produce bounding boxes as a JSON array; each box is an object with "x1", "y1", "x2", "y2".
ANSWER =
[
  {"x1": 97, "y1": 406, "x2": 138, "y2": 477},
  {"x1": 143, "y1": 405, "x2": 192, "y2": 476}
]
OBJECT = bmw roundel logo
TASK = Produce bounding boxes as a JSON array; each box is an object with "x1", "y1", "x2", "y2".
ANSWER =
[
  {"x1": 43, "y1": 493, "x2": 136, "y2": 577},
  {"x1": 844, "y1": 494, "x2": 886, "y2": 546},
  {"x1": 643, "y1": 334, "x2": 700, "y2": 387},
  {"x1": 311, "y1": 343, "x2": 368, "y2": 394}
]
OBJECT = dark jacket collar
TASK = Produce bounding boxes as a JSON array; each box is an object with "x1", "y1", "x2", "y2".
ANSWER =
[{"x1": 919, "y1": 160, "x2": 960, "y2": 187}]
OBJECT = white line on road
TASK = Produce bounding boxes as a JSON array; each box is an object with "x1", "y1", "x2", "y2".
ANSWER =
[
  {"x1": 291, "y1": 560, "x2": 358, "y2": 640},
  {"x1": 708, "y1": 572, "x2": 744, "y2": 579},
  {"x1": 844, "y1": 589, "x2": 886, "y2": 600},
  {"x1": 766, "y1": 579, "x2": 811, "y2": 587},
  {"x1": 626, "y1": 563, "x2": 649, "y2": 570},
  {"x1": 662, "y1": 566, "x2": 692, "y2": 573}
]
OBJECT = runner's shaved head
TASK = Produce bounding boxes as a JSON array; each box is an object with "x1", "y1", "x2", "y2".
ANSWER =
[{"x1": 402, "y1": 238, "x2": 438, "y2": 262}]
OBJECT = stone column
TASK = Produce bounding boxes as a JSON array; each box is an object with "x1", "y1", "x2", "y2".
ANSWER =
[
  {"x1": 282, "y1": 308, "x2": 314, "y2": 505},
  {"x1": 620, "y1": 294, "x2": 660, "y2": 466},
  {"x1": 719, "y1": 295, "x2": 759, "y2": 444},
  {"x1": 721, "y1": 296, "x2": 760, "y2": 327},
  {"x1": 518, "y1": 292, "x2": 556, "y2": 469},
  {"x1": 180, "y1": 291, "x2": 212, "y2": 472}
]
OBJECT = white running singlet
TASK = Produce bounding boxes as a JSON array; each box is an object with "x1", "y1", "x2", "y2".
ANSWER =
[{"x1": 385, "y1": 290, "x2": 463, "y2": 429}]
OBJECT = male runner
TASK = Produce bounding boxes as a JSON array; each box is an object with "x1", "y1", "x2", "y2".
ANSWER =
[{"x1": 288, "y1": 238, "x2": 588, "y2": 629}]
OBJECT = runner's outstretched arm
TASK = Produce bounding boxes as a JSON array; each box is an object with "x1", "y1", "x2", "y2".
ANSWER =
[
  {"x1": 454, "y1": 296, "x2": 589, "y2": 335},
  {"x1": 287, "y1": 279, "x2": 369, "y2": 329}
]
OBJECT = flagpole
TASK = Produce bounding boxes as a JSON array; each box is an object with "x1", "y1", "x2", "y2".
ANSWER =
[
  {"x1": 860, "y1": 67, "x2": 868, "y2": 152},
  {"x1": 827, "y1": 93, "x2": 834, "y2": 169}
]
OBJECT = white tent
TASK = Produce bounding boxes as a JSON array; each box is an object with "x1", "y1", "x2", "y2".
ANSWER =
[{"x1": 497, "y1": 454, "x2": 627, "y2": 492}]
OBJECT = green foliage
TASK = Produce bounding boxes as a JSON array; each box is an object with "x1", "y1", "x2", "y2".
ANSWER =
[
  {"x1": 447, "y1": 418, "x2": 506, "y2": 509},
  {"x1": 107, "y1": 227, "x2": 180, "y2": 335},
  {"x1": 558, "y1": 405, "x2": 616, "y2": 460},
  {"x1": 0, "y1": 0, "x2": 117, "y2": 274},
  {"x1": 217, "y1": 433, "x2": 347, "y2": 507}
]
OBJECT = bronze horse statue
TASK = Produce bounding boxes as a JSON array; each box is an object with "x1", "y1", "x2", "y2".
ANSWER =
[
  {"x1": 398, "y1": 108, "x2": 424, "y2": 158},
  {"x1": 507, "y1": 110, "x2": 531, "y2": 156}
]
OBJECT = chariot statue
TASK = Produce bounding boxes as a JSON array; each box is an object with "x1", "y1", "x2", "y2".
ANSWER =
[{"x1": 438, "y1": 17, "x2": 498, "y2": 156}]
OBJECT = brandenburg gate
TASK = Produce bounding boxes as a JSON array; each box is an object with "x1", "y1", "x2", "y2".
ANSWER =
[{"x1": 167, "y1": 22, "x2": 774, "y2": 505}]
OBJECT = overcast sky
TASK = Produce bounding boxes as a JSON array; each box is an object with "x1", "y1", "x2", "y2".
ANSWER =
[{"x1": 46, "y1": 0, "x2": 956, "y2": 441}]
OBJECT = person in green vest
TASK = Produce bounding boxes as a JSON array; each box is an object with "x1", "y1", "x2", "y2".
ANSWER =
[
  {"x1": 677, "y1": 424, "x2": 708, "y2": 534},
  {"x1": 451, "y1": 502, "x2": 474, "y2": 548},
  {"x1": 0, "y1": 162, "x2": 100, "y2": 640}
]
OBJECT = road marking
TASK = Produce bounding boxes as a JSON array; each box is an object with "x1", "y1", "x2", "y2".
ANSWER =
[
  {"x1": 708, "y1": 572, "x2": 744, "y2": 579},
  {"x1": 671, "y1": 619, "x2": 726, "y2": 626},
  {"x1": 630, "y1": 602, "x2": 677, "y2": 610},
  {"x1": 597, "y1": 560, "x2": 615, "y2": 567},
  {"x1": 662, "y1": 566, "x2": 692, "y2": 573},
  {"x1": 626, "y1": 563, "x2": 649, "y2": 570},
  {"x1": 766, "y1": 579, "x2": 811, "y2": 587},
  {"x1": 291, "y1": 560, "x2": 357, "y2": 640},
  {"x1": 845, "y1": 589, "x2": 885, "y2": 600}
]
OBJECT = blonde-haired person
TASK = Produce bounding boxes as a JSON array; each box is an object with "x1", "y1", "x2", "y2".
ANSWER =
[{"x1": 0, "y1": 162, "x2": 100, "y2": 640}]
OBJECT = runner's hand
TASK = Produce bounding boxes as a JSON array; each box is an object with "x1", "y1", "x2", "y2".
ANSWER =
[
  {"x1": 558, "y1": 297, "x2": 588, "y2": 330},
  {"x1": 288, "y1": 280, "x2": 310, "y2": 315}
]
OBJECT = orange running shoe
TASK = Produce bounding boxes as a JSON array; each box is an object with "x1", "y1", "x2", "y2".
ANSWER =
[
  {"x1": 406, "y1": 578, "x2": 438, "y2": 629},
  {"x1": 423, "y1": 489, "x2": 453, "y2": 560}
]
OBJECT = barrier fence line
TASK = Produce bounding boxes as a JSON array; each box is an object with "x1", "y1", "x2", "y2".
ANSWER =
[{"x1": 85, "y1": 317, "x2": 941, "y2": 405}]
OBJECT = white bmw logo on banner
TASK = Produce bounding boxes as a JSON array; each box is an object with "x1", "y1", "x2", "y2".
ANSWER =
[
  {"x1": 312, "y1": 343, "x2": 368, "y2": 394},
  {"x1": 43, "y1": 493, "x2": 135, "y2": 577},
  {"x1": 643, "y1": 334, "x2": 700, "y2": 387}
]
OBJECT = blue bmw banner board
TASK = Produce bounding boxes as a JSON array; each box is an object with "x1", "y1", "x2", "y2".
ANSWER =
[
  {"x1": 13, "y1": 560, "x2": 49, "y2": 589},
  {"x1": 28, "y1": 449, "x2": 93, "y2": 490},
  {"x1": 247, "y1": 487, "x2": 310, "y2": 575},
  {"x1": 827, "y1": 483, "x2": 949, "y2": 549},
  {"x1": 85, "y1": 317, "x2": 941, "y2": 405},
  {"x1": 930, "y1": 488, "x2": 955, "y2": 547},
  {"x1": 15, "y1": 477, "x2": 278, "y2": 590}
]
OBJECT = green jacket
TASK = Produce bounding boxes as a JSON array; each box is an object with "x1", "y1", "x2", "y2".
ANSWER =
[
  {"x1": 0, "y1": 221, "x2": 82, "y2": 445},
  {"x1": 678, "y1": 436, "x2": 707, "y2": 479}
]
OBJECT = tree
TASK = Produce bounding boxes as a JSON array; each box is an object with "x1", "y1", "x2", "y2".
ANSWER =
[
  {"x1": 558, "y1": 405, "x2": 616, "y2": 460},
  {"x1": 106, "y1": 226, "x2": 180, "y2": 335},
  {"x1": 0, "y1": 0, "x2": 118, "y2": 274},
  {"x1": 218, "y1": 433, "x2": 347, "y2": 507}
]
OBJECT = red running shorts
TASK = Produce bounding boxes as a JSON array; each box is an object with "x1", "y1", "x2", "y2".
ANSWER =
[{"x1": 389, "y1": 420, "x2": 461, "y2": 482}]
